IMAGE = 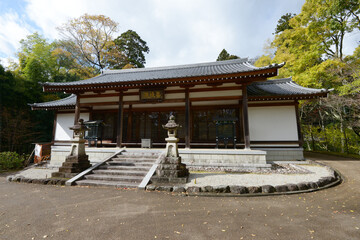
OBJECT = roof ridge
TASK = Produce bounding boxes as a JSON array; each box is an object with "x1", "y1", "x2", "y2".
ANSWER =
[
  {"x1": 103, "y1": 58, "x2": 250, "y2": 75},
  {"x1": 29, "y1": 94, "x2": 76, "y2": 106},
  {"x1": 251, "y1": 77, "x2": 292, "y2": 86}
]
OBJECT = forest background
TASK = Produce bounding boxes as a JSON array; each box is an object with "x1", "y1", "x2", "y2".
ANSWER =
[{"x1": 1, "y1": 0, "x2": 359, "y2": 158}]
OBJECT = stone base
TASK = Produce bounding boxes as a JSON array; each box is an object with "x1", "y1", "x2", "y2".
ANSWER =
[
  {"x1": 152, "y1": 156, "x2": 189, "y2": 184},
  {"x1": 180, "y1": 149, "x2": 269, "y2": 169},
  {"x1": 51, "y1": 154, "x2": 91, "y2": 179},
  {"x1": 151, "y1": 176, "x2": 188, "y2": 184}
]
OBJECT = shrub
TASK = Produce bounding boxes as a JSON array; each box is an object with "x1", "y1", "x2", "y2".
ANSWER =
[{"x1": 0, "y1": 152, "x2": 26, "y2": 170}]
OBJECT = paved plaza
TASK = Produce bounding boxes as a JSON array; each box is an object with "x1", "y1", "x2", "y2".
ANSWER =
[{"x1": 0, "y1": 152, "x2": 359, "y2": 240}]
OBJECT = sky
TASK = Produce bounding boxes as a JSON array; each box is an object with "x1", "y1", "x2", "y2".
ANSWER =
[{"x1": 0, "y1": 0, "x2": 358, "y2": 68}]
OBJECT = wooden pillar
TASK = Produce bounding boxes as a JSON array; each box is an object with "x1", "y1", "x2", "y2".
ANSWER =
[
  {"x1": 116, "y1": 92, "x2": 124, "y2": 148},
  {"x1": 185, "y1": 88, "x2": 191, "y2": 148},
  {"x1": 74, "y1": 94, "x2": 80, "y2": 125},
  {"x1": 52, "y1": 110, "x2": 57, "y2": 142},
  {"x1": 242, "y1": 84, "x2": 251, "y2": 149},
  {"x1": 295, "y1": 100, "x2": 304, "y2": 147},
  {"x1": 127, "y1": 105, "x2": 133, "y2": 142}
]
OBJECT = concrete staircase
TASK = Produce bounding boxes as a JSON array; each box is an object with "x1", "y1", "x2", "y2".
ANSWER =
[{"x1": 75, "y1": 151, "x2": 160, "y2": 188}]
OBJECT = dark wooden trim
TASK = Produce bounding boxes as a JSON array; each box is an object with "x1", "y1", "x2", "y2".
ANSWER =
[
  {"x1": 185, "y1": 88, "x2": 190, "y2": 148},
  {"x1": 52, "y1": 110, "x2": 57, "y2": 142},
  {"x1": 190, "y1": 95, "x2": 241, "y2": 102},
  {"x1": 74, "y1": 93, "x2": 80, "y2": 125},
  {"x1": 248, "y1": 102, "x2": 296, "y2": 107},
  {"x1": 116, "y1": 92, "x2": 124, "y2": 147},
  {"x1": 238, "y1": 100, "x2": 244, "y2": 144},
  {"x1": 248, "y1": 92, "x2": 328, "y2": 101},
  {"x1": 242, "y1": 84, "x2": 250, "y2": 149},
  {"x1": 294, "y1": 100, "x2": 303, "y2": 147},
  {"x1": 250, "y1": 141, "x2": 301, "y2": 144},
  {"x1": 80, "y1": 85, "x2": 243, "y2": 99},
  {"x1": 127, "y1": 105, "x2": 133, "y2": 142}
]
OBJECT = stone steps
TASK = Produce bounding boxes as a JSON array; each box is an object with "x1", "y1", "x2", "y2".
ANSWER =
[
  {"x1": 107, "y1": 161, "x2": 153, "y2": 167},
  {"x1": 98, "y1": 165, "x2": 150, "y2": 171},
  {"x1": 92, "y1": 169, "x2": 147, "y2": 176},
  {"x1": 76, "y1": 180, "x2": 139, "y2": 188},
  {"x1": 111, "y1": 158, "x2": 157, "y2": 162},
  {"x1": 75, "y1": 151, "x2": 159, "y2": 188},
  {"x1": 85, "y1": 174, "x2": 143, "y2": 182}
]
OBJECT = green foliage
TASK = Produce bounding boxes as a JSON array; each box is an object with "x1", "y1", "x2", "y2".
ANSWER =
[
  {"x1": 0, "y1": 152, "x2": 26, "y2": 170},
  {"x1": 303, "y1": 124, "x2": 360, "y2": 155},
  {"x1": 274, "y1": 13, "x2": 296, "y2": 34},
  {"x1": 112, "y1": 30, "x2": 149, "y2": 69},
  {"x1": 216, "y1": 49, "x2": 239, "y2": 61},
  {"x1": 254, "y1": 55, "x2": 272, "y2": 67}
]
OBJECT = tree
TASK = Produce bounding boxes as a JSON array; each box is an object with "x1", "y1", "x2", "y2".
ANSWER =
[
  {"x1": 216, "y1": 49, "x2": 239, "y2": 61},
  {"x1": 112, "y1": 30, "x2": 149, "y2": 69},
  {"x1": 254, "y1": 55, "x2": 272, "y2": 67},
  {"x1": 57, "y1": 14, "x2": 122, "y2": 71},
  {"x1": 18, "y1": 32, "x2": 57, "y2": 83},
  {"x1": 274, "y1": 13, "x2": 296, "y2": 34},
  {"x1": 297, "y1": 0, "x2": 360, "y2": 61}
]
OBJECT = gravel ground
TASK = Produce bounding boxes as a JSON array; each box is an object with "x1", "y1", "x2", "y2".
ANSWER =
[
  {"x1": 185, "y1": 164, "x2": 333, "y2": 187},
  {"x1": 13, "y1": 167, "x2": 58, "y2": 179},
  {"x1": 13, "y1": 162, "x2": 332, "y2": 188}
]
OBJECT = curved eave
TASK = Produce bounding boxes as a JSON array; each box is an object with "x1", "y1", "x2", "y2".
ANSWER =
[
  {"x1": 30, "y1": 106, "x2": 75, "y2": 111},
  {"x1": 248, "y1": 92, "x2": 328, "y2": 101},
  {"x1": 42, "y1": 65, "x2": 283, "y2": 93}
]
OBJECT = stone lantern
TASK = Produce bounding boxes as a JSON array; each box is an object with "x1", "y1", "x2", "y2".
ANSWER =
[
  {"x1": 52, "y1": 119, "x2": 91, "y2": 178},
  {"x1": 163, "y1": 115, "x2": 180, "y2": 158},
  {"x1": 152, "y1": 115, "x2": 188, "y2": 184}
]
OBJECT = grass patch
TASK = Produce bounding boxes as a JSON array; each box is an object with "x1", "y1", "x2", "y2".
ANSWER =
[{"x1": 307, "y1": 150, "x2": 360, "y2": 160}]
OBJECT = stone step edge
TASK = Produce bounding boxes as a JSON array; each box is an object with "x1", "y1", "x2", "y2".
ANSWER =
[
  {"x1": 76, "y1": 179, "x2": 138, "y2": 188},
  {"x1": 92, "y1": 170, "x2": 148, "y2": 176},
  {"x1": 146, "y1": 173, "x2": 342, "y2": 196},
  {"x1": 85, "y1": 174, "x2": 143, "y2": 181}
]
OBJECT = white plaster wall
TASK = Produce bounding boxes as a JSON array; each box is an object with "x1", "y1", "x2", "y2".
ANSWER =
[
  {"x1": 192, "y1": 100, "x2": 239, "y2": 106},
  {"x1": 249, "y1": 106, "x2": 298, "y2": 141},
  {"x1": 190, "y1": 89, "x2": 241, "y2": 98},
  {"x1": 80, "y1": 96, "x2": 118, "y2": 103},
  {"x1": 54, "y1": 113, "x2": 89, "y2": 141}
]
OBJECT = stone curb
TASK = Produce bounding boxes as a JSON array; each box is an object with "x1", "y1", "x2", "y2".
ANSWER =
[
  {"x1": 145, "y1": 161, "x2": 343, "y2": 197},
  {"x1": 6, "y1": 175, "x2": 67, "y2": 186}
]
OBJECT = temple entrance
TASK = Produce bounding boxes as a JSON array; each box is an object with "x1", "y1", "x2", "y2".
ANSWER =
[{"x1": 90, "y1": 107, "x2": 241, "y2": 148}]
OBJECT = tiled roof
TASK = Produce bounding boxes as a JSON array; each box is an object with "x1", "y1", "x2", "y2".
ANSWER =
[
  {"x1": 29, "y1": 94, "x2": 76, "y2": 110},
  {"x1": 31, "y1": 78, "x2": 327, "y2": 110},
  {"x1": 248, "y1": 78, "x2": 327, "y2": 98},
  {"x1": 42, "y1": 58, "x2": 284, "y2": 87}
]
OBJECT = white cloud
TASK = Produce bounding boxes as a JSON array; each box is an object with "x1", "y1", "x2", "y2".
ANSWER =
[
  {"x1": 0, "y1": 11, "x2": 32, "y2": 57},
  {"x1": 6, "y1": 0, "x2": 339, "y2": 70}
]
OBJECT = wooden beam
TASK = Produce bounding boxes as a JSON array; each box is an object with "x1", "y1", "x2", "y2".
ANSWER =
[
  {"x1": 294, "y1": 100, "x2": 303, "y2": 147},
  {"x1": 116, "y1": 92, "x2": 124, "y2": 148},
  {"x1": 185, "y1": 88, "x2": 190, "y2": 148},
  {"x1": 248, "y1": 102, "x2": 295, "y2": 107},
  {"x1": 52, "y1": 110, "x2": 57, "y2": 142},
  {"x1": 74, "y1": 93, "x2": 80, "y2": 125},
  {"x1": 127, "y1": 105, "x2": 133, "y2": 142},
  {"x1": 242, "y1": 84, "x2": 251, "y2": 149}
]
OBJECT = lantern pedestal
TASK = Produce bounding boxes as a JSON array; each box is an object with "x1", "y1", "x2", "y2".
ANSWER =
[
  {"x1": 152, "y1": 115, "x2": 189, "y2": 184},
  {"x1": 52, "y1": 119, "x2": 91, "y2": 179}
]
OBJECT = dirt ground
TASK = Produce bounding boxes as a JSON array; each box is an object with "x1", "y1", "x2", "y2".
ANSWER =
[{"x1": 0, "y1": 152, "x2": 359, "y2": 240}]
